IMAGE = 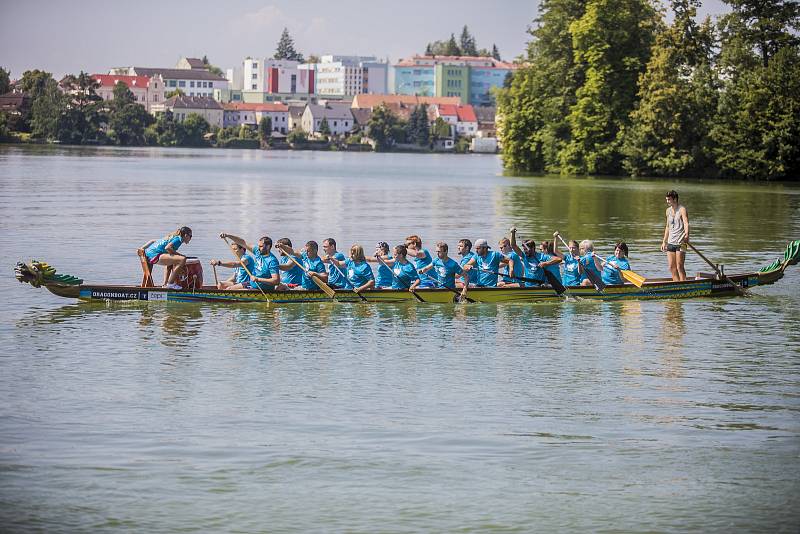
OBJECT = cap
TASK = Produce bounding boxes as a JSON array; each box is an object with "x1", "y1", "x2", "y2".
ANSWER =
[
  {"x1": 376, "y1": 241, "x2": 389, "y2": 250},
  {"x1": 474, "y1": 239, "x2": 491, "y2": 249}
]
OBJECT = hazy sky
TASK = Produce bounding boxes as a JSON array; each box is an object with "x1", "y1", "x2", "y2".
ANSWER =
[{"x1": 1, "y1": 0, "x2": 730, "y2": 80}]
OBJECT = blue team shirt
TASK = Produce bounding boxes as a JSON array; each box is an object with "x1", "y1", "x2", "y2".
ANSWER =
[
  {"x1": 541, "y1": 253, "x2": 562, "y2": 285},
  {"x1": 300, "y1": 253, "x2": 326, "y2": 290},
  {"x1": 376, "y1": 255, "x2": 394, "y2": 288},
  {"x1": 474, "y1": 250, "x2": 503, "y2": 287},
  {"x1": 391, "y1": 261, "x2": 420, "y2": 290},
  {"x1": 145, "y1": 235, "x2": 182, "y2": 260},
  {"x1": 345, "y1": 259, "x2": 374, "y2": 288},
  {"x1": 601, "y1": 255, "x2": 631, "y2": 285},
  {"x1": 502, "y1": 251, "x2": 526, "y2": 284},
  {"x1": 561, "y1": 253, "x2": 581, "y2": 286},
  {"x1": 235, "y1": 253, "x2": 256, "y2": 285},
  {"x1": 279, "y1": 254, "x2": 304, "y2": 286},
  {"x1": 459, "y1": 252, "x2": 476, "y2": 285},
  {"x1": 412, "y1": 249, "x2": 435, "y2": 288},
  {"x1": 327, "y1": 252, "x2": 351, "y2": 289},
  {"x1": 580, "y1": 253, "x2": 602, "y2": 284},
  {"x1": 525, "y1": 252, "x2": 546, "y2": 284},
  {"x1": 250, "y1": 246, "x2": 276, "y2": 289},
  {"x1": 430, "y1": 257, "x2": 463, "y2": 289}
]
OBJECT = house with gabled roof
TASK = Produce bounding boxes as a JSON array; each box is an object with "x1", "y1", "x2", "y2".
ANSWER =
[
  {"x1": 163, "y1": 95, "x2": 223, "y2": 128},
  {"x1": 301, "y1": 103, "x2": 354, "y2": 136}
]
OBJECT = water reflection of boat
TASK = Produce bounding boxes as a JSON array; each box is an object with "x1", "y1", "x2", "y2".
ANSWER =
[{"x1": 14, "y1": 240, "x2": 799, "y2": 305}]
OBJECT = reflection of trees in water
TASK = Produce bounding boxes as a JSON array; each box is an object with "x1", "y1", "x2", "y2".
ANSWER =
[
  {"x1": 499, "y1": 178, "x2": 795, "y2": 261},
  {"x1": 137, "y1": 305, "x2": 203, "y2": 349}
]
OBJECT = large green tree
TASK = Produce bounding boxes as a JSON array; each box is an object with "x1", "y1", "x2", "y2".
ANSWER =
[
  {"x1": 560, "y1": 0, "x2": 659, "y2": 174},
  {"x1": 274, "y1": 28, "x2": 304, "y2": 62},
  {"x1": 30, "y1": 78, "x2": 65, "y2": 140},
  {"x1": 367, "y1": 105, "x2": 399, "y2": 151},
  {"x1": 622, "y1": 0, "x2": 718, "y2": 176},
  {"x1": 59, "y1": 71, "x2": 105, "y2": 143},
  {"x1": 460, "y1": 26, "x2": 478, "y2": 56},
  {"x1": 177, "y1": 113, "x2": 210, "y2": 147},
  {"x1": 709, "y1": 0, "x2": 800, "y2": 180},
  {"x1": 108, "y1": 82, "x2": 153, "y2": 145},
  {"x1": 497, "y1": 0, "x2": 587, "y2": 172}
]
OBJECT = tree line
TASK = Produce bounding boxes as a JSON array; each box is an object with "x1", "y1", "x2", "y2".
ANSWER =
[
  {"x1": 425, "y1": 25, "x2": 502, "y2": 60},
  {"x1": 0, "y1": 68, "x2": 278, "y2": 148},
  {"x1": 497, "y1": 0, "x2": 799, "y2": 180}
]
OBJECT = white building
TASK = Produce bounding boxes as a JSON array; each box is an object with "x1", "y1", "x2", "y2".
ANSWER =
[
  {"x1": 223, "y1": 102, "x2": 290, "y2": 133},
  {"x1": 110, "y1": 68, "x2": 227, "y2": 98},
  {"x1": 309, "y1": 55, "x2": 388, "y2": 97},
  {"x1": 239, "y1": 58, "x2": 315, "y2": 102},
  {"x1": 301, "y1": 103, "x2": 354, "y2": 136},
  {"x1": 163, "y1": 95, "x2": 223, "y2": 128},
  {"x1": 92, "y1": 74, "x2": 165, "y2": 112}
]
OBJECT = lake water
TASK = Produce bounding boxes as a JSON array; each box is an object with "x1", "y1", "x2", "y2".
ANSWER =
[{"x1": 1, "y1": 145, "x2": 799, "y2": 532}]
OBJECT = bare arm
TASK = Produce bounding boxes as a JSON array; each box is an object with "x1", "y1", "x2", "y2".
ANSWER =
[
  {"x1": 680, "y1": 207, "x2": 690, "y2": 243},
  {"x1": 509, "y1": 227, "x2": 525, "y2": 259},
  {"x1": 221, "y1": 233, "x2": 255, "y2": 253},
  {"x1": 140, "y1": 239, "x2": 156, "y2": 250},
  {"x1": 551, "y1": 231, "x2": 564, "y2": 259},
  {"x1": 661, "y1": 209, "x2": 670, "y2": 251}
]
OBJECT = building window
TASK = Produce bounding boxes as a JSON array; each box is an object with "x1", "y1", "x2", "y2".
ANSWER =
[
  {"x1": 190, "y1": 81, "x2": 195, "y2": 88},
  {"x1": 252, "y1": 73, "x2": 257, "y2": 79},
  {"x1": 252, "y1": 62, "x2": 258, "y2": 69},
  {"x1": 178, "y1": 81, "x2": 186, "y2": 87},
  {"x1": 252, "y1": 84, "x2": 257, "y2": 90},
  {"x1": 169, "y1": 80, "x2": 177, "y2": 87}
]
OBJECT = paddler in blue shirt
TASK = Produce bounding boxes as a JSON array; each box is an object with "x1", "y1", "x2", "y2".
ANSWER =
[
  {"x1": 276, "y1": 237, "x2": 305, "y2": 288},
  {"x1": 140, "y1": 226, "x2": 192, "y2": 289},
  {"x1": 498, "y1": 236, "x2": 526, "y2": 287},
  {"x1": 212, "y1": 241, "x2": 256, "y2": 290},
  {"x1": 552, "y1": 232, "x2": 582, "y2": 287},
  {"x1": 405, "y1": 235, "x2": 435, "y2": 288},
  {"x1": 221, "y1": 232, "x2": 280, "y2": 290},
  {"x1": 456, "y1": 238, "x2": 475, "y2": 288},
  {"x1": 419, "y1": 241, "x2": 463, "y2": 289},
  {"x1": 462, "y1": 238, "x2": 506, "y2": 287},
  {"x1": 377, "y1": 244, "x2": 421, "y2": 291},
  {"x1": 276, "y1": 240, "x2": 328, "y2": 290},
  {"x1": 367, "y1": 242, "x2": 394, "y2": 289},
  {"x1": 599, "y1": 242, "x2": 632, "y2": 285},
  {"x1": 328, "y1": 244, "x2": 375, "y2": 294},
  {"x1": 520, "y1": 238, "x2": 561, "y2": 287},
  {"x1": 321, "y1": 238, "x2": 352, "y2": 289},
  {"x1": 579, "y1": 240, "x2": 603, "y2": 287}
]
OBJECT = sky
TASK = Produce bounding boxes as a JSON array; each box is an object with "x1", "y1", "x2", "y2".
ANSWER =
[{"x1": 1, "y1": 0, "x2": 730, "y2": 80}]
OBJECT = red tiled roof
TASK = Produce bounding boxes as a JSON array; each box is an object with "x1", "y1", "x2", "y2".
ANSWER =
[
  {"x1": 93, "y1": 74, "x2": 151, "y2": 88},
  {"x1": 223, "y1": 102, "x2": 289, "y2": 112},
  {"x1": 437, "y1": 104, "x2": 458, "y2": 116},
  {"x1": 456, "y1": 105, "x2": 477, "y2": 123}
]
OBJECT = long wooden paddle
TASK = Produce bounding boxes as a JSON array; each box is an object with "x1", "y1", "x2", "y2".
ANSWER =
[
  {"x1": 376, "y1": 255, "x2": 425, "y2": 303},
  {"x1": 591, "y1": 252, "x2": 646, "y2": 288},
  {"x1": 687, "y1": 242, "x2": 747, "y2": 296},
  {"x1": 212, "y1": 262, "x2": 219, "y2": 287},
  {"x1": 555, "y1": 234, "x2": 605, "y2": 292},
  {"x1": 419, "y1": 269, "x2": 474, "y2": 303},
  {"x1": 327, "y1": 256, "x2": 367, "y2": 302},
  {"x1": 476, "y1": 267, "x2": 565, "y2": 295},
  {"x1": 279, "y1": 249, "x2": 337, "y2": 299},
  {"x1": 222, "y1": 237, "x2": 271, "y2": 302}
]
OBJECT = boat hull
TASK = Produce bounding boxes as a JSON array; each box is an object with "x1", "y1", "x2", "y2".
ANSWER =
[{"x1": 44, "y1": 271, "x2": 771, "y2": 304}]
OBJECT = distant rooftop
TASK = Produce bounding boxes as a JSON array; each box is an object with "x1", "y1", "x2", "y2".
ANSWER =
[
  {"x1": 394, "y1": 55, "x2": 517, "y2": 69},
  {"x1": 132, "y1": 67, "x2": 226, "y2": 81},
  {"x1": 164, "y1": 95, "x2": 224, "y2": 110}
]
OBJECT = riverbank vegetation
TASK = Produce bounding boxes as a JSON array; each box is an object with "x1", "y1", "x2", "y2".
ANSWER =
[{"x1": 497, "y1": 0, "x2": 799, "y2": 180}]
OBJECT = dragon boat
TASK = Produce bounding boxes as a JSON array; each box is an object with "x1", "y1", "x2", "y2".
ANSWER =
[{"x1": 14, "y1": 241, "x2": 799, "y2": 305}]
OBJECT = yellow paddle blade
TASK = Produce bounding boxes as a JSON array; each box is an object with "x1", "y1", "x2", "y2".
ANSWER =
[
  {"x1": 621, "y1": 269, "x2": 646, "y2": 287},
  {"x1": 312, "y1": 275, "x2": 336, "y2": 298}
]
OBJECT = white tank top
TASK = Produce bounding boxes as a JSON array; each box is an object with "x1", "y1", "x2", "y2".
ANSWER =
[{"x1": 667, "y1": 205, "x2": 685, "y2": 245}]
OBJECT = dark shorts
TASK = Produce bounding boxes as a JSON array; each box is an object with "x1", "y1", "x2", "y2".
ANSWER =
[
  {"x1": 666, "y1": 243, "x2": 686, "y2": 253},
  {"x1": 148, "y1": 254, "x2": 161, "y2": 265}
]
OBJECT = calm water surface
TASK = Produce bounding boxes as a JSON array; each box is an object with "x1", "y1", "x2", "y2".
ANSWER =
[{"x1": 1, "y1": 145, "x2": 799, "y2": 532}]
